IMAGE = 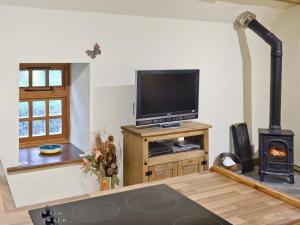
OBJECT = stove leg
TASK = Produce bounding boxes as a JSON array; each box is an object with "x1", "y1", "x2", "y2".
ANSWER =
[
  {"x1": 289, "y1": 174, "x2": 294, "y2": 184},
  {"x1": 259, "y1": 172, "x2": 265, "y2": 182}
]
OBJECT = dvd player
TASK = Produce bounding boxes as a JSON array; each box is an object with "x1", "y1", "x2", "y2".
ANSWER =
[
  {"x1": 149, "y1": 140, "x2": 201, "y2": 157},
  {"x1": 148, "y1": 141, "x2": 174, "y2": 157}
]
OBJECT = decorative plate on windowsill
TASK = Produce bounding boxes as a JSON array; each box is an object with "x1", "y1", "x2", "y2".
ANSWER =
[{"x1": 39, "y1": 144, "x2": 62, "y2": 155}]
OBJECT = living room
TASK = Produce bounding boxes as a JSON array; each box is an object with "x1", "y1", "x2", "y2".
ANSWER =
[{"x1": 0, "y1": 0, "x2": 299, "y2": 224}]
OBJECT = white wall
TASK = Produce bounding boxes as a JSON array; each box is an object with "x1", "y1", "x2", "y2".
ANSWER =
[
  {"x1": 236, "y1": 18, "x2": 282, "y2": 155},
  {"x1": 272, "y1": 6, "x2": 300, "y2": 166},
  {"x1": 70, "y1": 63, "x2": 91, "y2": 152},
  {"x1": 241, "y1": 6, "x2": 300, "y2": 162},
  {"x1": 93, "y1": 85, "x2": 136, "y2": 185},
  {"x1": 8, "y1": 165, "x2": 99, "y2": 207},
  {"x1": 248, "y1": 29, "x2": 271, "y2": 153},
  {"x1": 0, "y1": 0, "x2": 287, "y2": 23},
  {"x1": 0, "y1": 5, "x2": 283, "y2": 206}
]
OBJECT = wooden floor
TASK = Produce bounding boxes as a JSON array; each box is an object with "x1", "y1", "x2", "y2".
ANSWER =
[
  {"x1": 0, "y1": 165, "x2": 300, "y2": 225},
  {"x1": 212, "y1": 166, "x2": 300, "y2": 208}
]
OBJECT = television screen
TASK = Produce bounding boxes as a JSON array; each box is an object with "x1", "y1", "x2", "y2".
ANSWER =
[{"x1": 136, "y1": 70, "x2": 199, "y2": 126}]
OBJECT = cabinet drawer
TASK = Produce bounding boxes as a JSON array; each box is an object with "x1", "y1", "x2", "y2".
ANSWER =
[
  {"x1": 149, "y1": 162, "x2": 178, "y2": 181},
  {"x1": 182, "y1": 158, "x2": 201, "y2": 166},
  {"x1": 178, "y1": 157, "x2": 202, "y2": 176},
  {"x1": 153, "y1": 170, "x2": 173, "y2": 181},
  {"x1": 154, "y1": 163, "x2": 173, "y2": 172},
  {"x1": 182, "y1": 165, "x2": 199, "y2": 175}
]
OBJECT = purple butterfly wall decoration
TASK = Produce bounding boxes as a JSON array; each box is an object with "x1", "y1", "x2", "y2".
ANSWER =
[{"x1": 86, "y1": 43, "x2": 102, "y2": 59}]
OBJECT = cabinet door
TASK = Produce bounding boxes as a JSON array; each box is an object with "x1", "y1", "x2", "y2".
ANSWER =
[
  {"x1": 178, "y1": 158, "x2": 201, "y2": 176},
  {"x1": 149, "y1": 162, "x2": 178, "y2": 181}
]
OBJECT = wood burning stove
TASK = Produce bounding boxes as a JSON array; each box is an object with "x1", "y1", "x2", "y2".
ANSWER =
[
  {"x1": 259, "y1": 129, "x2": 294, "y2": 183},
  {"x1": 236, "y1": 11, "x2": 294, "y2": 184}
]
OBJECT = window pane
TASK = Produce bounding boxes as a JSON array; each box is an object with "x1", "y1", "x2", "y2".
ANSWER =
[
  {"x1": 49, "y1": 118, "x2": 62, "y2": 135},
  {"x1": 32, "y1": 100, "x2": 46, "y2": 117},
  {"x1": 19, "y1": 121, "x2": 29, "y2": 138},
  {"x1": 49, "y1": 100, "x2": 62, "y2": 116},
  {"x1": 19, "y1": 70, "x2": 29, "y2": 87},
  {"x1": 49, "y1": 70, "x2": 62, "y2": 86},
  {"x1": 32, "y1": 70, "x2": 46, "y2": 87},
  {"x1": 32, "y1": 120, "x2": 46, "y2": 136},
  {"x1": 19, "y1": 102, "x2": 29, "y2": 118}
]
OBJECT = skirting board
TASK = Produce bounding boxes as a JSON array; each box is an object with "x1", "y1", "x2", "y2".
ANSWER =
[{"x1": 211, "y1": 166, "x2": 300, "y2": 209}]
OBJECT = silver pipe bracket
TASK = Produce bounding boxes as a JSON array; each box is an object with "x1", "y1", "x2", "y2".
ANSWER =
[{"x1": 236, "y1": 11, "x2": 256, "y2": 28}]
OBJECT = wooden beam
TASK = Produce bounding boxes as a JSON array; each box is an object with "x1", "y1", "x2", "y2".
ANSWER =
[
  {"x1": 211, "y1": 165, "x2": 300, "y2": 209},
  {"x1": 276, "y1": 0, "x2": 300, "y2": 4}
]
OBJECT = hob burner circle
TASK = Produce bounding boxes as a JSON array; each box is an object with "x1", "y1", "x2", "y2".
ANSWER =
[
  {"x1": 72, "y1": 200, "x2": 119, "y2": 222},
  {"x1": 126, "y1": 190, "x2": 179, "y2": 214},
  {"x1": 174, "y1": 216, "x2": 224, "y2": 225}
]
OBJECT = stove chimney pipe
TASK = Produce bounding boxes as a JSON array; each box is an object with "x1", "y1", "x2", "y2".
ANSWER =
[{"x1": 236, "y1": 11, "x2": 282, "y2": 130}]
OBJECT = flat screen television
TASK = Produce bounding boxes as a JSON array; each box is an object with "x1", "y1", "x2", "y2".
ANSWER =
[{"x1": 135, "y1": 69, "x2": 199, "y2": 127}]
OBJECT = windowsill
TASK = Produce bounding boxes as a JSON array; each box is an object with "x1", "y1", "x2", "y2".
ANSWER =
[{"x1": 7, "y1": 143, "x2": 84, "y2": 174}]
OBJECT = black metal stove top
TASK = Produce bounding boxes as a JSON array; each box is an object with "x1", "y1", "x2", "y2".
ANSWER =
[{"x1": 29, "y1": 184, "x2": 232, "y2": 225}]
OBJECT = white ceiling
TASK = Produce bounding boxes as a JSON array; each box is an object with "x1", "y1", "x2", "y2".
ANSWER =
[{"x1": 0, "y1": 0, "x2": 291, "y2": 24}]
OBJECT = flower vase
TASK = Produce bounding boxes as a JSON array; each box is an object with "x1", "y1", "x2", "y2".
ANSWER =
[{"x1": 99, "y1": 177, "x2": 112, "y2": 191}]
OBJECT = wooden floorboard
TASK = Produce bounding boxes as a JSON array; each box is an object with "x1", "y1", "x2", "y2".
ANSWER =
[
  {"x1": 211, "y1": 166, "x2": 300, "y2": 209},
  {"x1": 0, "y1": 164, "x2": 300, "y2": 224}
]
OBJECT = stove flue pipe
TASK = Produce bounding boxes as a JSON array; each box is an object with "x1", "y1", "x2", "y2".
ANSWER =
[{"x1": 236, "y1": 11, "x2": 282, "y2": 130}]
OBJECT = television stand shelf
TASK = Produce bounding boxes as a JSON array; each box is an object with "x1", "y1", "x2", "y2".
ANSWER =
[{"x1": 121, "y1": 121, "x2": 212, "y2": 186}]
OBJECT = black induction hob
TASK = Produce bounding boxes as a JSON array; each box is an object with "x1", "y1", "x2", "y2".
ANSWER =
[{"x1": 29, "y1": 184, "x2": 232, "y2": 225}]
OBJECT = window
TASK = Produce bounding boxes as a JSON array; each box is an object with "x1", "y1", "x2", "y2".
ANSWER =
[{"x1": 19, "y1": 64, "x2": 70, "y2": 148}]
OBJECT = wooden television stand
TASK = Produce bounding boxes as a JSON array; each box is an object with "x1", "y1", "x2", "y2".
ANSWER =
[{"x1": 121, "y1": 121, "x2": 212, "y2": 186}]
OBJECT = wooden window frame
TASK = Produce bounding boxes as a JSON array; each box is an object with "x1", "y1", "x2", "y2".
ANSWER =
[{"x1": 19, "y1": 63, "x2": 70, "y2": 148}]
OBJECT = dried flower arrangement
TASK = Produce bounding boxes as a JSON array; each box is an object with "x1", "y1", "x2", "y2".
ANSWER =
[{"x1": 81, "y1": 132, "x2": 120, "y2": 188}]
